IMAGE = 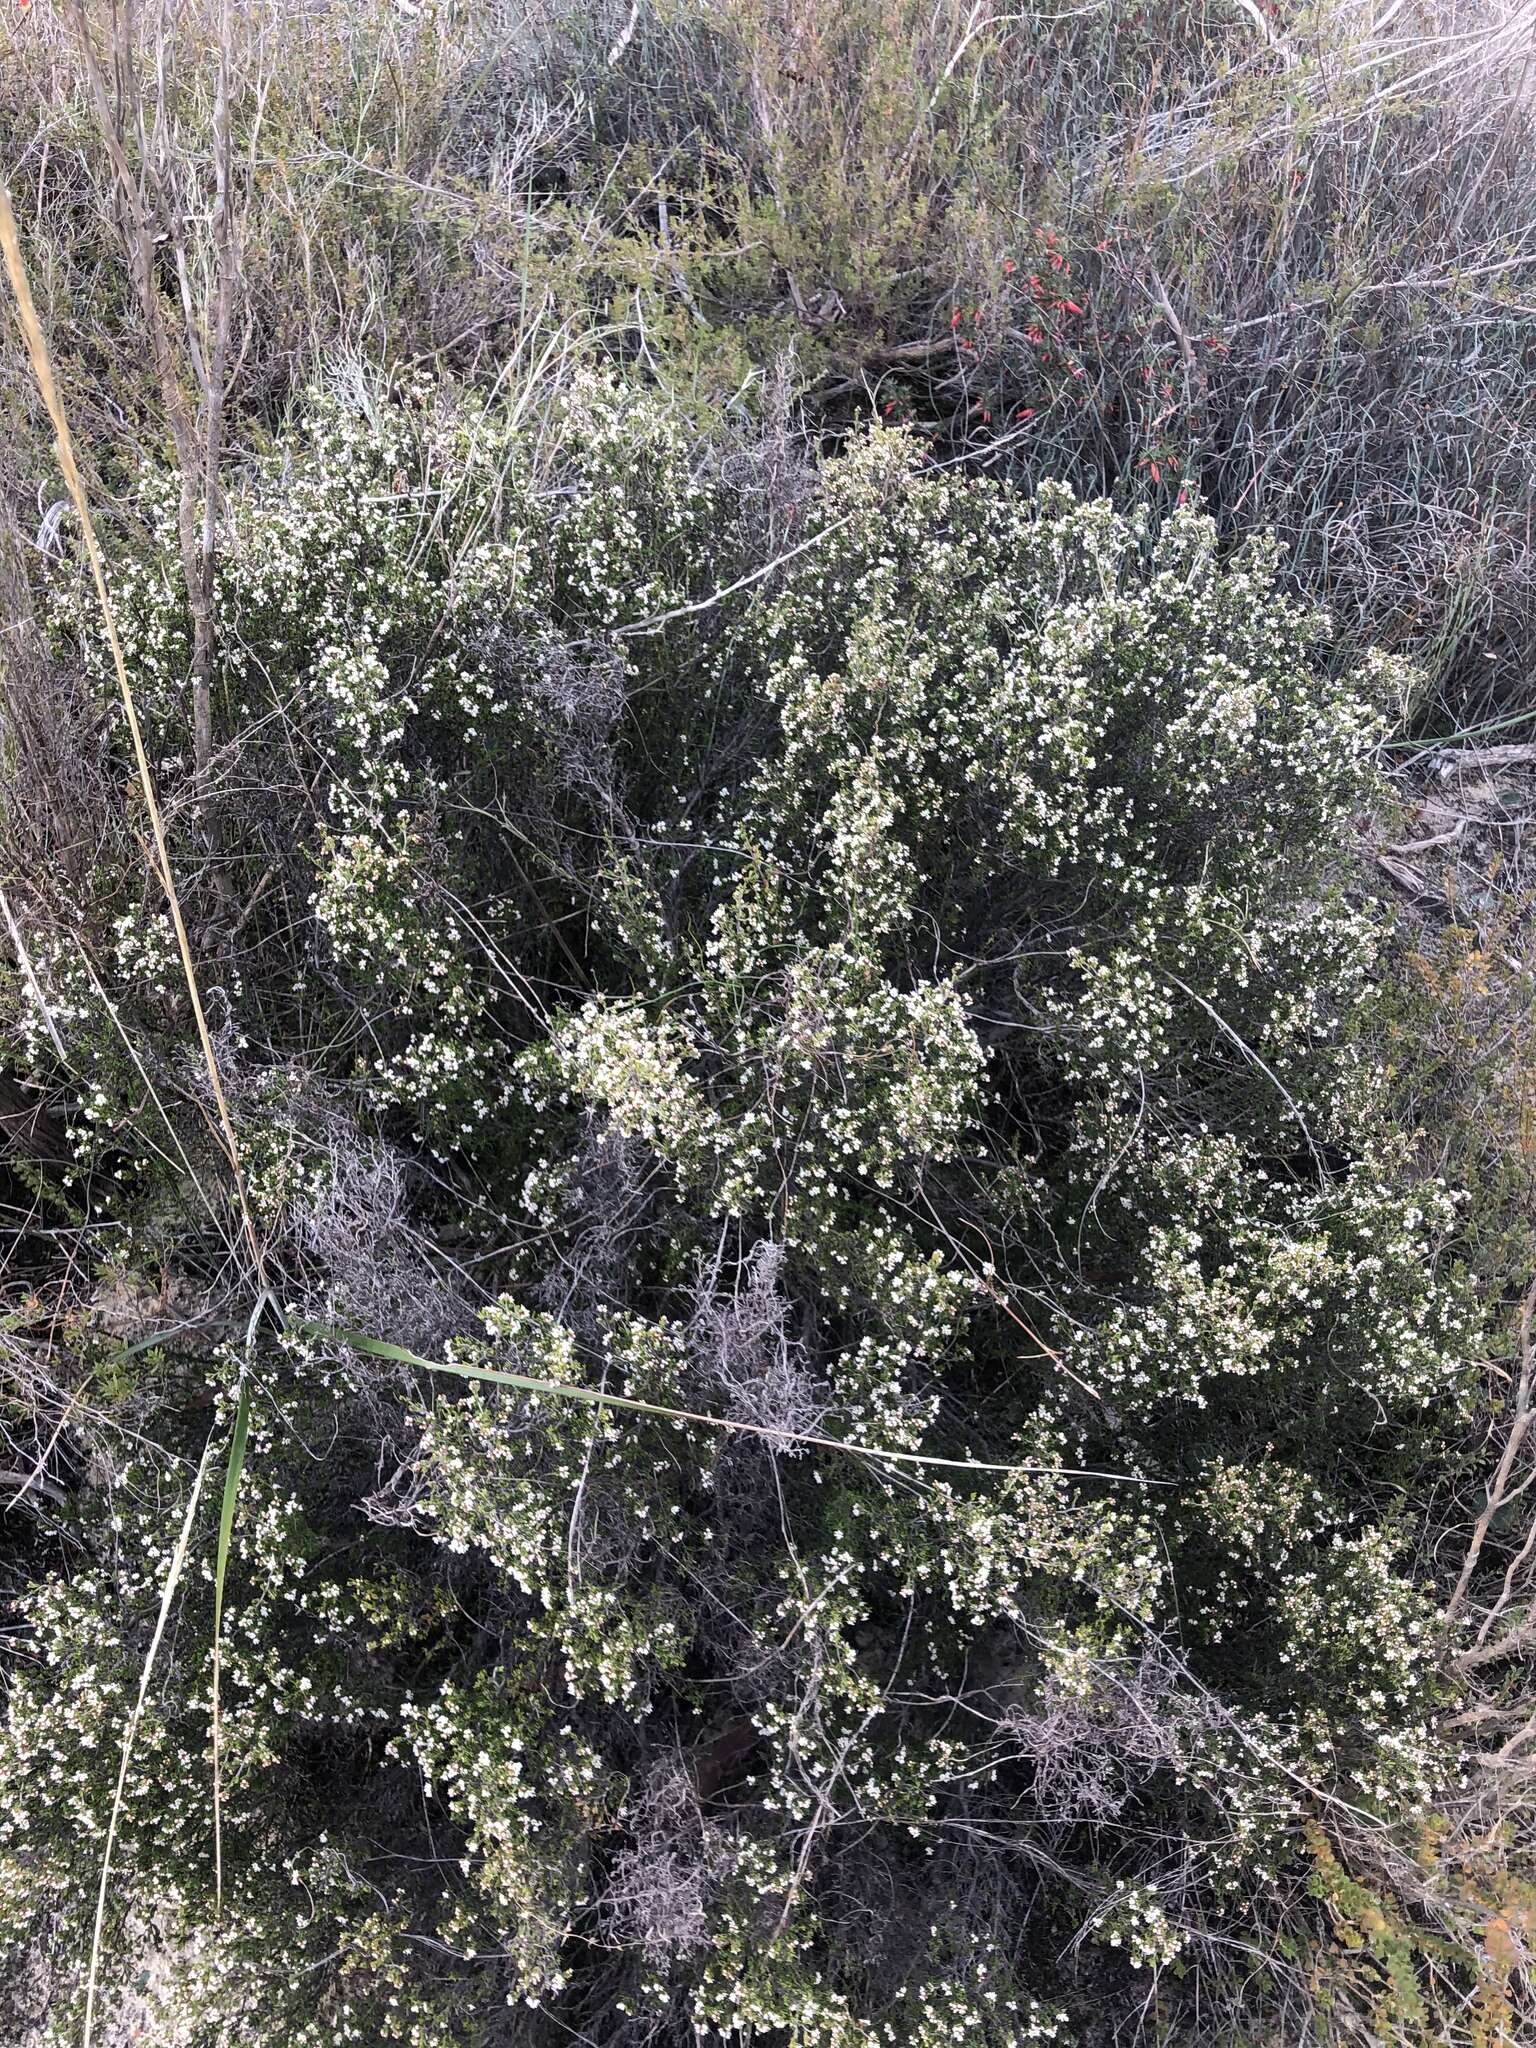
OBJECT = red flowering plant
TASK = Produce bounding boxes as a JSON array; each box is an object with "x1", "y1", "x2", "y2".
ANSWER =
[{"x1": 923, "y1": 223, "x2": 1231, "y2": 501}]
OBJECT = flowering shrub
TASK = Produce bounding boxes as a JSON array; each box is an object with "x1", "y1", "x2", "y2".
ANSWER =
[{"x1": 0, "y1": 378, "x2": 1486, "y2": 2044}]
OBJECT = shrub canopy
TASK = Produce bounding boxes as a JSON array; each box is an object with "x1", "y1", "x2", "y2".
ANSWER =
[{"x1": 0, "y1": 380, "x2": 1486, "y2": 2043}]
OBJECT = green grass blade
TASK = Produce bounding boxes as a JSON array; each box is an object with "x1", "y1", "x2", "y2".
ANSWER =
[{"x1": 293, "y1": 1318, "x2": 1165, "y2": 1487}]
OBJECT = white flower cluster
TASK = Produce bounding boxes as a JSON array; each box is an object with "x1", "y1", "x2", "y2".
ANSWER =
[
  {"x1": 1060, "y1": 1123, "x2": 1470, "y2": 1418},
  {"x1": 408, "y1": 1304, "x2": 697, "y2": 1704},
  {"x1": 390, "y1": 1674, "x2": 613, "y2": 2005},
  {"x1": 1095, "y1": 1880, "x2": 1187, "y2": 1971}
]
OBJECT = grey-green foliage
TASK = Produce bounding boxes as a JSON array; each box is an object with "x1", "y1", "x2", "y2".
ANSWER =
[{"x1": 0, "y1": 379, "x2": 1481, "y2": 2044}]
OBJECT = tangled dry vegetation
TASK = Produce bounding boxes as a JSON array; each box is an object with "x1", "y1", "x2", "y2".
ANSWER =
[{"x1": 1, "y1": 4, "x2": 1536, "y2": 2046}]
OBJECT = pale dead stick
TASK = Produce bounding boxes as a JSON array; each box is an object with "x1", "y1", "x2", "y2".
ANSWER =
[
  {"x1": 0, "y1": 184, "x2": 259, "y2": 1268},
  {"x1": 0, "y1": 181, "x2": 267, "y2": 2025}
]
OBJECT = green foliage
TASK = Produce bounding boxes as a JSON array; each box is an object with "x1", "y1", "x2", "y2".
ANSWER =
[
  {"x1": 0, "y1": 377, "x2": 1501, "y2": 2042},
  {"x1": 5, "y1": 1, "x2": 1536, "y2": 724}
]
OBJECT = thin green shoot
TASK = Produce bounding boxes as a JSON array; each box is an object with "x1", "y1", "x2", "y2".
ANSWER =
[{"x1": 296, "y1": 1319, "x2": 1168, "y2": 1487}]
